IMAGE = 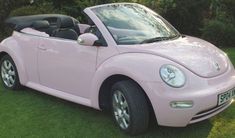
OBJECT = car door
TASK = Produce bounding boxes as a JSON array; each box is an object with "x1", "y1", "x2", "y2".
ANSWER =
[{"x1": 37, "y1": 37, "x2": 97, "y2": 99}]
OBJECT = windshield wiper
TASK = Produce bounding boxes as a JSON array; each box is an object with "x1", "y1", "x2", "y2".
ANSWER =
[{"x1": 140, "y1": 35, "x2": 180, "y2": 44}]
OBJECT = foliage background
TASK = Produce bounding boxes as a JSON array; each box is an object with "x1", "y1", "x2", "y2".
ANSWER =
[{"x1": 0, "y1": 0, "x2": 234, "y2": 47}]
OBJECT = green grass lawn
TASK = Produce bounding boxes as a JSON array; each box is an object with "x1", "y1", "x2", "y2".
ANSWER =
[{"x1": 0, "y1": 48, "x2": 235, "y2": 138}]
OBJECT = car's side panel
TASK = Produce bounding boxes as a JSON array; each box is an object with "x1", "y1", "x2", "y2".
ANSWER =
[
  {"x1": 14, "y1": 32, "x2": 41, "y2": 84},
  {"x1": 38, "y1": 37, "x2": 98, "y2": 99},
  {"x1": 0, "y1": 32, "x2": 96, "y2": 108},
  {"x1": 0, "y1": 32, "x2": 40, "y2": 85}
]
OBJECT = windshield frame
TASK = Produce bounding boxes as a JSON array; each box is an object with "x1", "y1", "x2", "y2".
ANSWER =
[{"x1": 89, "y1": 3, "x2": 181, "y2": 45}]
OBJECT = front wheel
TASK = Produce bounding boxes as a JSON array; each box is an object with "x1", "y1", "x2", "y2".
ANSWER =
[
  {"x1": 0, "y1": 55, "x2": 22, "y2": 90},
  {"x1": 111, "y1": 80, "x2": 150, "y2": 135}
]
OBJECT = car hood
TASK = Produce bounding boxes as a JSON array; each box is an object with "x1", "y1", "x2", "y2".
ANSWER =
[{"x1": 117, "y1": 36, "x2": 228, "y2": 78}]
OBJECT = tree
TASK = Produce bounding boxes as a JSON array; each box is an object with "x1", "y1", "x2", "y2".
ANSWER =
[{"x1": 157, "y1": 0, "x2": 211, "y2": 36}]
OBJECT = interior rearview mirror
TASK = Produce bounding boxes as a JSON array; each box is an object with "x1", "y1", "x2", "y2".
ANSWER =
[{"x1": 77, "y1": 33, "x2": 99, "y2": 46}]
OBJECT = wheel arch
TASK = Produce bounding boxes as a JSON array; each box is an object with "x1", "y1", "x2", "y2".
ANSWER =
[
  {"x1": 0, "y1": 48, "x2": 28, "y2": 85},
  {"x1": 0, "y1": 51, "x2": 8, "y2": 59},
  {"x1": 98, "y1": 74, "x2": 155, "y2": 119}
]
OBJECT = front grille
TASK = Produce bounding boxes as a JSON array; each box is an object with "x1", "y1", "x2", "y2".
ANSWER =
[{"x1": 191, "y1": 100, "x2": 232, "y2": 121}]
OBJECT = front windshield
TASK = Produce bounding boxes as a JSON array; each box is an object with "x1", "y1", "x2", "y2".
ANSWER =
[{"x1": 92, "y1": 4, "x2": 180, "y2": 45}]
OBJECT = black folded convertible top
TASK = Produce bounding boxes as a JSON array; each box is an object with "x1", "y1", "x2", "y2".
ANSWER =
[{"x1": 5, "y1": 14, "x2": 75, "y2": 31}]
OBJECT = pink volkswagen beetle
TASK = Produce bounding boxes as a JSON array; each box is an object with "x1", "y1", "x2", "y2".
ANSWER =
[{"x1": 0, "y1": 3, "x2": 235, "y2": 135}]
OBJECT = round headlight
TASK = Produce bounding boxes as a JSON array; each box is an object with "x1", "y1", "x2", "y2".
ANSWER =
[{"x1": 160, "y1": 65, "x2": 186, "y2": 88}]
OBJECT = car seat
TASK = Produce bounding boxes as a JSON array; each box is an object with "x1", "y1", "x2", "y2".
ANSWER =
[{"x1": 52, "y1": 17, "x2": 78, "y2": 40}]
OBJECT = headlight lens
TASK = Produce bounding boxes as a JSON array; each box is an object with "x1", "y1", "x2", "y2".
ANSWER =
[{"x1": 160, "y1": 65, "x2": 186, "y2": 88}]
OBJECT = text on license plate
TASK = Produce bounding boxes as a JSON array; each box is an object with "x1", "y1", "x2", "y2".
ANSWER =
[{"x1": 218, "y1": 88, "x2": 235, "y2": 105}]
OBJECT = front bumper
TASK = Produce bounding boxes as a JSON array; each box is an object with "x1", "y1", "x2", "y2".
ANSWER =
[
  {"x1": 144, "y1": 70, "x2": 235, "y2": 127},
  {"x1": 189, "y1": 99, "x2": 232, "y2": 124}
]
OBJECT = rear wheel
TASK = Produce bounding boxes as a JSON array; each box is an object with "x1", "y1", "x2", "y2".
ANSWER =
[
  {"x1": 0, "y1": 55, "x2": 22, "y2": 90},
  {"x1": 111, "y1": 80, "x2": 150, "y2": 135}
]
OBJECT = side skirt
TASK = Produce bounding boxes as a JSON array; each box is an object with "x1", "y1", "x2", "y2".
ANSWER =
[{"x1": 26, "y1": 82, "x2": 93, "y2": 108}]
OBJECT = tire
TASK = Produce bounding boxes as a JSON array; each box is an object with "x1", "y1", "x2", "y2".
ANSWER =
[
  {"x1": 0, "y1": 55, "x2": 22, "y2": 90},
  {"x1": 111, "y1": 80, "x2": 150, "y2": 135}
]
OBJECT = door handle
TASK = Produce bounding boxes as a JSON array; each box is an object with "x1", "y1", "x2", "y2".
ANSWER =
[{"x1": 38, "y1": 46, "x2": 47, "y2": 51}]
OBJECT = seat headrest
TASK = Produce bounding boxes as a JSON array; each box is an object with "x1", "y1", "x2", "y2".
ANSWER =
[{"x1": 58, "y1": 17, "x2": 75, "y2": 28}]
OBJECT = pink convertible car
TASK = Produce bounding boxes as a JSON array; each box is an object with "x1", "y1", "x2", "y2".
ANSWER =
[{"x1": 0, "y1": 3, "x2": 235, "y2": 135}]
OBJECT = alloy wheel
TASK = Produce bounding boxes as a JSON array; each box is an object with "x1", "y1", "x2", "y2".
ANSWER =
[
  {"x1": 1, "y1": 60, "x2": 16, "y2": 88},
  {"x1": 112, "y1": 90, "x2": 130, "y2": 130}
]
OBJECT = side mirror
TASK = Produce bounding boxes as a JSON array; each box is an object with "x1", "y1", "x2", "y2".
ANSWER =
[{"x1": 77, "y1": 33, "x2": 98, "y2": 46}]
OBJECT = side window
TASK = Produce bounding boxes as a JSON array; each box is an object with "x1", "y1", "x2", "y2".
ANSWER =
[
  {"x1": 82, "y1": 14, "x2": 107, "y2": 46},
  {"x1": 86, "y1": 26, "x2": 107, "y2": 46}
]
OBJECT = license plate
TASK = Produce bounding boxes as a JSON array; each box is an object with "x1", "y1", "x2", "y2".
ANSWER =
[{"x1": 218, "y1": 88, "x2": 235, "y2": 105}]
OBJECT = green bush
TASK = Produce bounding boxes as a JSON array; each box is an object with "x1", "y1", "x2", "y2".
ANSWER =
[
  {"x1": 9, "y1": 3, "x2": 59, "y2": 17},
  {"x1": 220, "y1": 0, "x2": 235, "y2": 18},
  {"x1": 0, "y1": 33, "x2": 4, "y2": 41},
  {"x1": 201, "y1": 19, "x2": 235, "y2": 47},
  {"x1": 157, "y1": 0, "x2": 211, "y2": 36}
]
